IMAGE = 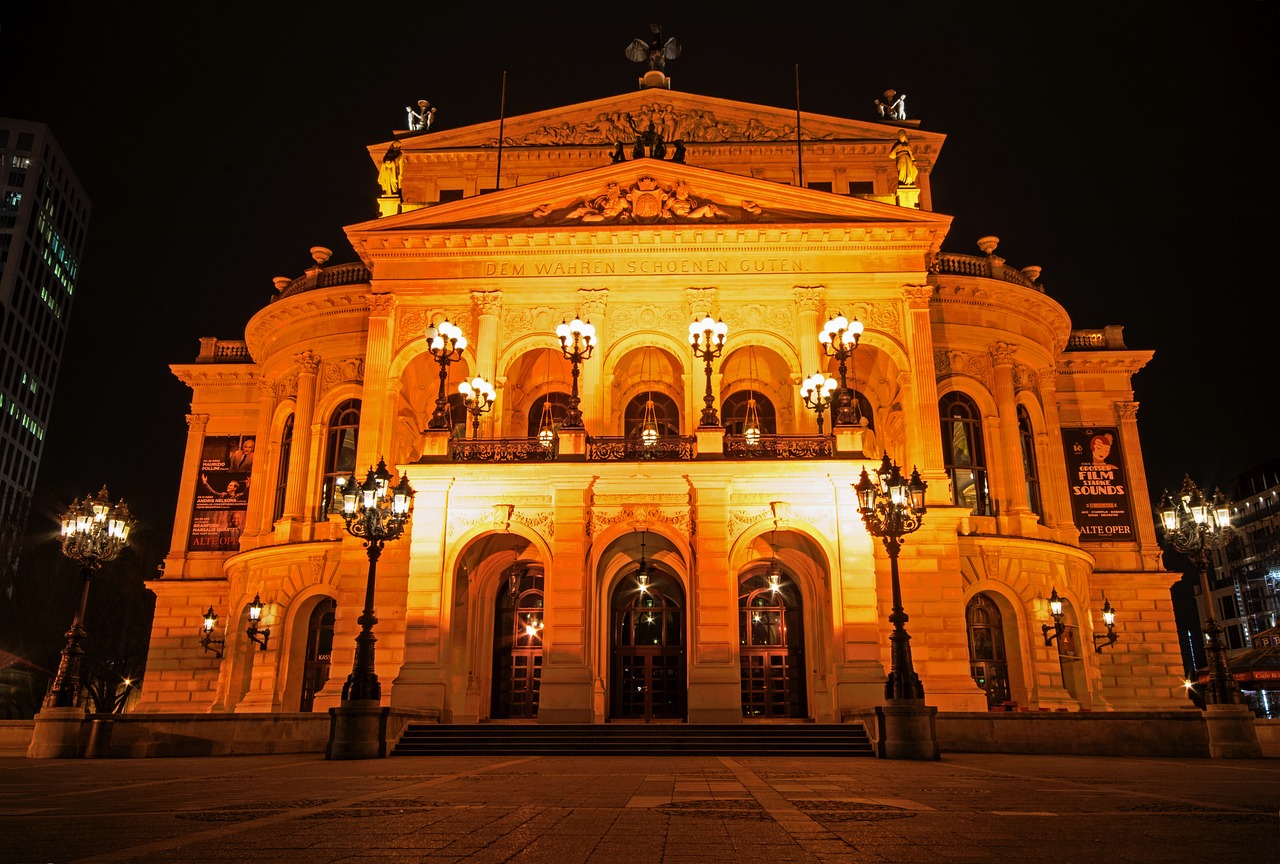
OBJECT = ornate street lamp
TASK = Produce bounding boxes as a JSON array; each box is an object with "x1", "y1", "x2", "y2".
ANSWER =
[
  {"x1": 46, "y1": 487, "x2": 134, "y2": 708},
  {"x1": 426, "y1": 320, "x2": 467, "y2": 430},
  {"x1": 688, "y1": 315, "x2": 728, "y2": 427},
  {"x1": 246, "y1": 593, "x2": 270, "y2": 650},
  {"x1": 1093, "y1": 598, "x2": 1118, "y2": 653},
  {"x1": 800, "y1": 372, "x2": 838, "y2": 434},
  {"x1": 338, "y1": 458, "x2": 414, "y2": 702},
  {"x1": 556, "y1": 316, "x2": 596, "y2": 429},
  {"x1": 199, "y1": 607, "x2": 225, "y2": 658},
  {"x1": 819, "y1": 313, "x2": 864, "y2": 426},
  {"x1": 1041, "y1": 587, "x2": 1065, "y2": 645},
  {"x1": 458, "y1": 375, "x2": 496, "y2": 438},
  {"x1": 1158, "y1": 475, "x2": 1239, "y2": 705},
  {"x1": 854, "y1": 454, "x2": 928, "y2": 701}
]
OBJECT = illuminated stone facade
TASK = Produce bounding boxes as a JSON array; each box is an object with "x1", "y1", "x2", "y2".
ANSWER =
[{"x1": 139, "y1": 87, "x2": 1183, "y2": 723}]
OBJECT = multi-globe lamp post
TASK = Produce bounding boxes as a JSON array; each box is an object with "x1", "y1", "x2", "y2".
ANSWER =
[
  {"x1": 44, "y1": 487, "x2": 134, "y2": 709},
  {"x1": 426, "y1": 320, "x2": 466, "y2": 430},
  {"x1": 556, "y1": 316, "x2": 596, "y2": 429},
  {"x1": 458, "y1": 375, "x2": 496, "y2": 438},
  {"x1": 819, "y1": 313, "x2": 863, "y2": 426},
  {"x1": 1158, "y1": 476, "x2": 1239, "y2": 706},
  {"x1": 689, "y1": 315, "x2": 728, "y2": 427},
  {"x1": 800, "y1": 372, "x2": 838, "y2": 434}
]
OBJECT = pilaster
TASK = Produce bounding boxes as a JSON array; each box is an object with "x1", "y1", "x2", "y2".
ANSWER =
[
  {"x1": 281, "y1": 351, "x2": 320, "y2": 526},
  {"x1": 1039, "y1": 369, "x2": 1079, "y2": 543},
  {"x1": 472, "y1": 290, "x2": 502, "y2": 436},
  {"x1": 356, "y1": 294, "x2": 396, "y2": 470},
  {"x1": 166, "y1": 413, "x2": 209, "y2": 575},
  {"x1": 901, "y1": 285, "x2": 946, "y2": 496},
  {"x1": 688, "y1": 479, "x2": 740, "y2": 723},
  {"x1": 538, "y1": 482, "x2": 593, "y2": 722},
  {"x1": 990, "y1": 342, "x2": 1034, "y2": 529},
  {"x1": 242, "y1": 378, "x2": 277, "y2": 543},
  {"x1": 793, "y1": 286, "x2": 824, "y2": 433},
  {"x1": 577, "y1": 288, "x2": 608, "y2": 432}
]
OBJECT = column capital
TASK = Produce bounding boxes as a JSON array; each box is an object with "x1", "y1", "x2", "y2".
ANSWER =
[
  {"x1": 684, "y1": 286, "x2": 718, "y2": 317},
  {"x1": 367, "y1": 293, "x2": 396, "y2": 316},
  {"x1": 185, "y1": 413, "x2": 210, "y2": 433},
  {"x1": 792, "y1": 285, "x2": 825, "y2": 313},
  {"x1": 901, "y1": 284, "x2": 933, "y2": 308},
  {"x1": 471, "y1": 290, "x2": 503, "y2": 317},
  {"x1": 294, "y1": 350, "x2": 321, "y2": 374},
  {"x1": 1113, "y1": 400, "x2": 1140, "y2": 422},
  {"x1": 989, "y1": 341, "x2": 1016, "y2": 367},
  {"x1": 578, "y1": 287, "x2": 609, "y2": 320},
  {"x1": 256, "y1": 376, "x2": 277, "y2": 397}
]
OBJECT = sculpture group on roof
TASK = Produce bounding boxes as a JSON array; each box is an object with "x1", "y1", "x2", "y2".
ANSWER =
[
  {"x1": 874, "y1": 89, "x2": 908, "y2": 121},
  {"x1": 406, "y1": 99, "x2": 436, "y2": 132},
  {"x1": 626, "y1": 24, "x2": 681, "y2": 72}
]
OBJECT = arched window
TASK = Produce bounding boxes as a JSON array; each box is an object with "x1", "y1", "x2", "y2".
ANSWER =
[
  {"x1": 721, "y1": 391, "x2": 776, "y2": 436},
  {"x1": 319, "y1": 399, "x2": 361, "y2": 517},
  {"x1": 939, "y1": 392, "x2": 991, "y2": 515},
  {"x1": 272, "y1": 414, "x2": 293, "y2": 523},
  {"x1": 624, "y1": 393, "x2": 681, "y2": 438},
  {"x1": 1017, "y1": 405, "x2": 1042, "y2": 518},
  {"x1": 965, "y1": 594, "x2": 1010, "y2": 707},
  {"x1": 526, "y1": 392, "x2": 572, "y2": 437}
]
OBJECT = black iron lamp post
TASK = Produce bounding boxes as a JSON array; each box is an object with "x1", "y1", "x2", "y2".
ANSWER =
[
  {"x1": 854, "y1": 454, "x2": 928, "y2": 701},
  {"x1": 46, "y1": 487, "x2": 134, "y2": 709},
  {"x1": 688, "y1": 315, "x2": 728, "y2": 427},
  {"x1": 458, "y1": 375, "x2": 496, "y2": 438},
  {"x1": 338, "y1": 459, "x2": 414, "y2": 702},
  {"x1": 1158, "y1": 476, "x2": 1239, "y2": 705},
  {"x1": 819, "y1": 312, "x2": 863, "y2": 426},
  {"x1": 426, "y1": 320, "x2": 467, "y2": 429},
  {"x1": 800, "y1": 372, "x2": 838, "y2": 434},
  {"x1": 555, "y1": 316, "x2": 596, "y2": 429}
]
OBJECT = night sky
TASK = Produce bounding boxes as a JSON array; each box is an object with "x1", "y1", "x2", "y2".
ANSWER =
[{"x1": 3, "y1": 4, "x2": 1275, "y2": 555}]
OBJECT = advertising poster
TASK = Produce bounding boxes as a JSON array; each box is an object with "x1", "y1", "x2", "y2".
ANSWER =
[
  {"x1": 1062, "y1": 427, "x2": 1135, "y2": 543},
  {"x1": 189, "y1": 435, "x2": 255, "y2": 552}
]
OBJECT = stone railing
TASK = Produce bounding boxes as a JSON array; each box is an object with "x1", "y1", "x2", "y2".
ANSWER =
[
  {"x1": 724, "y1": 434, "x2": 835, "y2": 459},
  {"x1": 586, "y1": 435, "x2": 698, "y2": 461},
  {"x1": 1066, "y1": 326, "x2": 1127, "y2": 350},
  {"x1": 449, "y1": 437, "x2": 557, "y2": 462},
  {"x1": 275, "y1": 262, "x2": 372, "y2": 301},
  {"x1": 194, "y1": 337, "x2": 252, "y2": 363},
  {"x1": 932, "y1": 253, "x2": 1042, "y2": 292}
]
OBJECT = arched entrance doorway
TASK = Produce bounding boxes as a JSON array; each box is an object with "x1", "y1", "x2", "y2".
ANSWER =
[
  {"x1": 966, "y1": 593, "x2": 1010, "y2": 707},
  {"x1": 739, "y1": 564, "x2": 807, "y2": 718},
  {"x1": 300, "y1": 598, "x2": 336, "y2": 712},
  {"x1": 491, "y1": 566, "x2": 545, "y2": 719},
  {"x1": 610, "y1": 565, "x2": 686, "y2": 720}
]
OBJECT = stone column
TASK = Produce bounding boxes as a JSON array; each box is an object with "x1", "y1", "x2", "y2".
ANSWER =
[
  {"x1": 901, "y1": 286, "x2": 946, "y2": 495},
  {"x1": 990, "y1": 342, "x2": 1032, "y2": 520},
  {"x1": 1114, "y1": 401, "x2": 1160, "y2": 551},
  {"x1": 166, "y1": 413, "x2": 209, "y2": 573},
  {"x1": 282, "y1": 351, "x2": 320, "y2": 523},
  {"x1": 793, "y1": 286, "x2": 825, "y2": 433},
  {"x1": 243, "y1": 378, "x2": 277, "y2": 542},
  {"x1": 577, "y1": 288, "x2": 608, "y2": 431},
  {"x1": 1038, "y1": 368, "x2": 1078, "y2": 541},
  {"x1": 687, "y1": 479, "x2": 740, "y2": 723},
  {"x1": 472, "y1": 290, "x2": 503, "y2": 436},
  {"x1": 356, "y1": 295, "x2": 396, "y2": 470}
]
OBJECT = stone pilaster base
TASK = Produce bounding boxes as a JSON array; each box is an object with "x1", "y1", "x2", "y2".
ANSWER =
[
  {"x1": 1204, "y1": 704, "x2": 1263, "y2": 759},
  {"x1": 27, "y1": 707, "x2": 88, "y2": 758},
  {"x1": 327, "y1": 700, "x2": 389, "y2": 760}
]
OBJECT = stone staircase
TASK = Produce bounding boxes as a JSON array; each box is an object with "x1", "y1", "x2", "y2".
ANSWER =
[{"x1": 392, "y1": 722, "x2": 874, "y2": 757}]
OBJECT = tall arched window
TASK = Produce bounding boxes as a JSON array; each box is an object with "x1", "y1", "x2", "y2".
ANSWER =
[
  {"x1": 721, "y1": 391, "x2": 776, "y2": 436},
  {"x1": 939, "y1": 392, "x2": 991, "y2": 515},
  {"x1": 624, "y1": 393, "x2": 681, "y2": 438},
  {"x1": 1017, "y1": 405, "x2": 1042, "y2": 518},
  {"x1": 319, "y1": 399, "x2": 361, "y2": 516},
  {"x1": 271, "y1": 414, "x2": 294, "y2": 522},
  {"x1": 526, "y1": 392, "x2": 571, "y2": 437}
]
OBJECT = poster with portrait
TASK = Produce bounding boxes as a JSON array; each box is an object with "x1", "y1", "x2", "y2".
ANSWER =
[
  {"x1": 188, "y1": 434, "x2": 255, "y2": 552},
  {"x1": 1062, "y1": 426, "x2": 1135, "y2": 543}
]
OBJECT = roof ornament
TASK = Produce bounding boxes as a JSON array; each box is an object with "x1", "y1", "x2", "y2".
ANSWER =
[
  {"x1": 626, "y1": 24, "x2": 681, "y2": 90},
  {"x1": 405, "y1": 99, "x2": 436, "y2": 132},
  {"x1": 875, "y1": 89, "x2": 907, "y2": 121}
]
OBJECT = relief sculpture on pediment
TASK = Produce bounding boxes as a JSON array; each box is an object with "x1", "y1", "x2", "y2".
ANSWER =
[
  {"x1": 542, "y1": 178, "x2": 751, "y2": 226},
  {"x1": 490, "y1": 106, "x2": 836, "y2": 147}
]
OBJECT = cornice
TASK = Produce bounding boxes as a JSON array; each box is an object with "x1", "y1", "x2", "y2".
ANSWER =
[
  {"x1": 244, "y1": 288, "x2": 369, "y2": 360},
  {"x1": 931, "y1": 279, "x2": 1072, "y2": 349},
  {"x1": 172, "y1": 365, "x2": 262, "y2": 389},
  {"x1": 1056, "y1": 349, "x2": 1154, "y2": 374}
]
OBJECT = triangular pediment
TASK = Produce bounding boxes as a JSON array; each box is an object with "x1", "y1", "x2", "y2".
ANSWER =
[
  {"x1": 345, "y1": 160, "x2": 949, "y2": 258},
  {"x1": 373, "y1": 88, "x2": 943, "y2": 157}
]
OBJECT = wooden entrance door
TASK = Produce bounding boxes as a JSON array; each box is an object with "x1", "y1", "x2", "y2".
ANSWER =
[
  {"x1": 299, "y1": 598, "x2": 336, "y2": 712},
  {"x1": 611, "y1": 570, "x2": 685, "y2": 720},
  {"x1": 966, "y1": 593, "x2": 1011, "y2": 706},
  {"x1": 739, "y1": 567, "x2": 807, "y2": 718},
  {"x1": 491, "y1": 568, "x2": 544, "y2": 719}
]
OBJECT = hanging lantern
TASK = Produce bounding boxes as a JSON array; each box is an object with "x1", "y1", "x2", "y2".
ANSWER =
[
  {"x1": 537, "y1": 399, "x2": 556, "y2": 449},
  {"x1": 743, "y1": 395, "x2": 762, "y2": 446},
  {"x1": 640, "y1": 397, "x2": 659, "y2": 447}
]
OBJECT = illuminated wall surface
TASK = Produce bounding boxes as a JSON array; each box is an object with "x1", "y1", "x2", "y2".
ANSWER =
[
  {"x1": 0, "y1": 120, "x2": 90, "y2": 536},
  {"x1": 141, "y1": 86, "x2": 1184, "y2": 722}
]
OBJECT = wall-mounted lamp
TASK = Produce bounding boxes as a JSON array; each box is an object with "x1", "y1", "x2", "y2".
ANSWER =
[
  {"x1": 1093, "y1": 597, "x2": 1119, "y2": 653},
  {"x1": 1041, "y1": 587, "x2": 1065, "y2": 646},
  {"x1": 246, "y1": 593, "x2": 270, "y2": 650},
  {"x1": 199, "y1": 606, "x2": 225, "y2": 658}
]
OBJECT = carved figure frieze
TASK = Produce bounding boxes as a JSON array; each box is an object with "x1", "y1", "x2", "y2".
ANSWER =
[
  {"x1": 726, "y1": 504, "x2": 834, "y2": 546},
  {"x1": 538, "y1": 178, "x2": 749, "y2": 226},
  {"x1": 502, "y1": 306, "x2": 578, "y2": 343},
  {"x1": 719, "y1": 303, "x2": 793, "y2": 333},
  {"x1": 1012, "y1": 362, "x2": 1040, "y2": 393},
  {"x1": 275, "y1": 368, "x2": 299, "y2": 401},
  {"x1": 586, "y1": 503, "x2": 695, "y2": 539},
  {"x1": 489, "y1": 105, "x2": 837, "y2": 148},
  {"x1": 608, "y1": 304, "x2": 688, "y2": 336}
]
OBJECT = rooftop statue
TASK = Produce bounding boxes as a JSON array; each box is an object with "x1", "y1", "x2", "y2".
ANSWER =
[
  {"x1": 626, "y1": 24, "x2": 681, "y2": 72},
  {"x1": 377, "y1": 142, "x2": 402, "y2": 197},
  {"x1": 875, "y1": 89, "x2": 907, "y2": 121},
  {"x1": 406, "y1": 100, "x2": 436, "y2": 132},
  {"x1": 891, "y1": 129, "x2": 918, "y2": 187}
]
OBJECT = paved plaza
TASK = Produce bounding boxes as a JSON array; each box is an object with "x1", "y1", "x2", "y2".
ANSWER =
[{"x1": 1, "y1": 752, "x2": 1276, "y2": 863}]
